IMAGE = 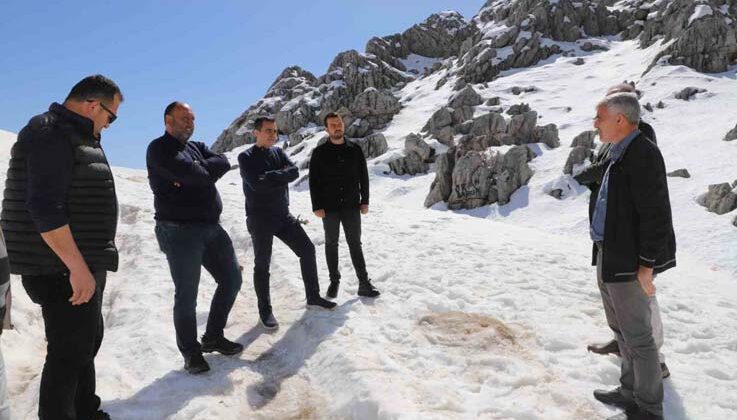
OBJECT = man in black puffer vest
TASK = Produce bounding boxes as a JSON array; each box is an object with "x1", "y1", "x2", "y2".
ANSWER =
[
  {"x1": 0, "y1": 75, "x2": 123, "y2": 420},
  {"x1": 309, "y1": 113, "x2": 379, "y2": 299}
]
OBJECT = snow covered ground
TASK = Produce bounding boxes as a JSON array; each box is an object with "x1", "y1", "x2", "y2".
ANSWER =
[{"x1": 2, "y1": 38, "x2": 737, "y2": 419}]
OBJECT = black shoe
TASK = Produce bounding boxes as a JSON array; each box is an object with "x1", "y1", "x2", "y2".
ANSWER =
[
  {"x1": 184, "y1": 353, "x2": 210, "y2": 375},
  {"x1": 587, "y1": 339, "x2": 620, "y2": 356},
  {"x1": 260, "y1": 312, "x2": 279, "y2": 331},
  {"x1": 326, "y1": 281, "x2": 340, "y2": 299},
  {"x1": 594, "y1": 388, "x2": 636, "y2": 410},
  {"x1": 607, "y1": 406, "x2": 663, "y2": 420},
  {"x1": 357, "y1": 279, "x2": 380, "y2": 298},
  {"x1": 94, "y1": 411, "x2": 111, "y2": 420},
  {"x1": 201, "y1": 335, "x2": 244, "y2": 356},
  {"x1": 306, "y1": 296, "x2": 337, "y2": 310},
  {"x1": 661, "y1": 362, "x2": 670, "y2": 379}
]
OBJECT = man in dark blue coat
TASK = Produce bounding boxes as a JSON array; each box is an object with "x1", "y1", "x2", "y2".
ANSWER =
[
  {"x1": 238, "y1": 117, "x2": 336, "y2": 331},
  {"x1": 147, "y1": 102, "x2": 243, "y2": 374}
]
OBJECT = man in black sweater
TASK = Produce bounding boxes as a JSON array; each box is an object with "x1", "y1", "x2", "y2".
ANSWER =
[
  {"x1": 1, "y1": 75, "x2": 122, "y2": 420},
  {"x1": 309, "y1": 113, "x2": 379, "y2": 299},
  {"x1": 238, "y1": 117, "x2": 335, "y2": 331},
  {"x1": 147, "y1": 102, "x2": 243, "y2": 375}
]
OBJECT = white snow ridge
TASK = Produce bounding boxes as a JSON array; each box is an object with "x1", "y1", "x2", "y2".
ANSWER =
[{"x1": 3, "y1": 4, "x2": 737, "y2": 420}]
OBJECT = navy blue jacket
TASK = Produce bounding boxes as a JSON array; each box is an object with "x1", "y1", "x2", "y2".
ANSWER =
[
  {"x1": 146, "y1": 133, "x2": 230, "y2": 224},
  {"x1": 238, "y1": 146, "x2": 298, "y2": 223}
]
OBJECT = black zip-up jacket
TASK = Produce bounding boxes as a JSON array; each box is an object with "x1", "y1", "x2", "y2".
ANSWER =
[
  {"x1": 309, "y1": 140, "x2": 369, "y2": 211},
  {"x1": 238, "y1": 145, "x2": 299, "y2": 223},
  {"x1": 594, "y1": 132, "x2": 676, "y2": 282},
  {"x1": 146, "y1": 133, "x2": 230, "y2": 224}
]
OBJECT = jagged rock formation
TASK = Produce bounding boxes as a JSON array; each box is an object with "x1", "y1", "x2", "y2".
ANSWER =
[
  {"x1": 698, "y1": 181, "x2": 737, "y2": 215},
  {"x1": 388, "y1": 133, "x2": 435, "y2": 175},
  {"x1": 667, "y1": 168, "x2": 691, "y2": 178},
  {"x1": 214, "y1": 1, "x2": 737, "y2": 154},
  {"x1": 675, "y1": 87, "x2": 707, "y2": 100},
  {"x1": 635, "y1": 0, "x2": 737, "y2": 73},
  {"x1": 564, "y1": 130, "x2": 597, "y2": 175},
  {"x1": 724, "y1": 123, "x2": 737, "y2": 141},
  {"x1": 425, "y1": 144, "x2": 535, "y2": 209}
]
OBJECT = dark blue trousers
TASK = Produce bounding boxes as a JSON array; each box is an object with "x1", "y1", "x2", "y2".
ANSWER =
[{"x1": 155, "y1": 222, "x2": 242, "y2": 357}]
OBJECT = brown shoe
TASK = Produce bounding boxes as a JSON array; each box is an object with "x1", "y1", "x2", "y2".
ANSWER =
[{"x1": 587, "y1": 339, "x2": 620, "y2": 356}]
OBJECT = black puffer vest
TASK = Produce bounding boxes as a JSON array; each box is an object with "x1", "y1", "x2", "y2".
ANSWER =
[{"x1": 1, "y1": 103, "x2": 119, "y2": 275}]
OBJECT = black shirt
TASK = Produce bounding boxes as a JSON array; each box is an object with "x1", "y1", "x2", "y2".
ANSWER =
[
  {"x1": 146, "y1": 132, "x2": 230, "y2": 224},
  {"x1": 24, "y1": 103, "x2": 78, "y2": 232},
  {"x1": 309, "y1": 139, "x2": 369, "y2": 211}
]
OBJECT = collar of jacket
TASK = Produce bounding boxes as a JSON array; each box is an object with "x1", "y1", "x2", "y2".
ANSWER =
[
  {"x1": 609, "y1": 129, "x2": 640, "y2": 164},
  {"x1": 163, "y1": 131, "x2": 187, "y2": 149},
  {"x1": 49, "y1": 102, "x2": 97, "y2": 140}
]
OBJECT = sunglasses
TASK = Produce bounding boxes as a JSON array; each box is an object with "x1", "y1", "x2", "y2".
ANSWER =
[{"x1": 87, "y1": 99, "x2": 117, "y2": 124}]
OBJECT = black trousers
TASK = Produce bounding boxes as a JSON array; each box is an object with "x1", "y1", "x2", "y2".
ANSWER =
[
  {"x1": 247, "y1": 215, "x2": 320, "y2": 318},
  {"x1": 22, "y1": 271, "x2": 106, "y2": 420},
  {"x1": 322, "y1": 208, "x2": 368, "y2": 282}
]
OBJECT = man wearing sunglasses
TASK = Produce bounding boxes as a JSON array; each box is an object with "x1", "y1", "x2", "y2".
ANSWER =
[{"x1": 1, "y1": 74, "x2": 123, "y2": 420}]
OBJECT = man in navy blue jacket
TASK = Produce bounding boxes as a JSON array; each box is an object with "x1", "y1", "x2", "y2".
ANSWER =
[
  {"x1": 238, "y1": 117, "x2": 336, "y2": 330},
  {"x1": 147, "y1": 102, "x2": 243, "y2": 374}
]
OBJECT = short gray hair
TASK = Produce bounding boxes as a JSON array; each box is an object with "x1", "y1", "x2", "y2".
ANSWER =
[{"x1": 597, "y1": 93, "x2": 640, "y2": 125}]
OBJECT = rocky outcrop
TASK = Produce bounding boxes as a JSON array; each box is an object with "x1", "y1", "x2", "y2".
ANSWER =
[
  {"x1": 389, "y1": 133, "x2": 434, "y2": 176},
  {"x1": 349, "y1": 88, "x2": 401, "y2": 128},
  {"x1": 637, "y1": 0, "x2": 737, "y2": 74},
  {"x1": 457, "y1": 0, "x2": 629, "y2": 85},
  {"x1": 366, "y1": 11, "x2": 478, "y2": 69},
  {"x1": 570, "y1": 130, "x2": 597, "y2": 149},
  {"x1": 698, "y1": 181, "x2": 737, "y2": 215},
  {"x1": 353, "y1": 133, "x2": 389, "y2": 159},
  {"x1": 667, "y1": 168, "x2": 691, "y2": 178},
  {"x1": 438, "y1": 145, "x2": 534, "y2": 209},
  {"x1": 424, "y1": 151, "x2": 456, "y2": 208},
  {"x1": 675, "y1": 87, "x2": 707, "y2": 101},
  {"x1": 724, "y1": 123, "x2": 737, "y2": 141},
  {"x1": 563, "y1": 130, "x2": 597, "y2": 175}
]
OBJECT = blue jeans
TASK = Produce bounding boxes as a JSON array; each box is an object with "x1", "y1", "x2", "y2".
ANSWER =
[{"x1": 155, "y1": 222, "x2": 243, "y2": 357}]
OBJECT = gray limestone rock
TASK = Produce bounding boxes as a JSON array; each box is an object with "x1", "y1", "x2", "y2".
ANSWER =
[
  {"x1": 667, "y1": 169, "x2": 691, "y2": 178},
  {"x1": 698, "y1": 182, "x2": 737, "y2": 215}
]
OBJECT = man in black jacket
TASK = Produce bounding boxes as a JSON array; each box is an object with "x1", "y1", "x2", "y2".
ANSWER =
[
  {"x1": 0, "y1": 75, "x2": 122, "y2": 420},
  {"x1": 575, "y1": 84, "x2": 669, "y2": 380},
  {"x1": 588, "y1": 93, "x2": 675, "y2": 420},
  {"x1": 147, "y1": 102, "x2": 243, "y2": 374},
  {"x1": 309, "y1": 113, "x2": 379, "y2": 299},
  {"x1": 238, "y1": 117, "x2": 336, "y2": 331}
]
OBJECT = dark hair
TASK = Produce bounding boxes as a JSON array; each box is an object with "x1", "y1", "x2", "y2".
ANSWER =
[
  {"x1": 323, "y1": 112, "x2": 342, "y2": 127},
  {"x1": 254, "y1": 116, "x2": 276, "y2": 130},
  {"x1": 164, "y1": 101, "x2": 187, "y2": 118},
  {"x1": 65, "y1": 74, "x2": 123, "y2": 104}
]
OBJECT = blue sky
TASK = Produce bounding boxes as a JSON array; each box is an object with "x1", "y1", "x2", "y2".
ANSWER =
[{"x1": 0, "y1": 0, "x2": 483, "y2": 168}]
